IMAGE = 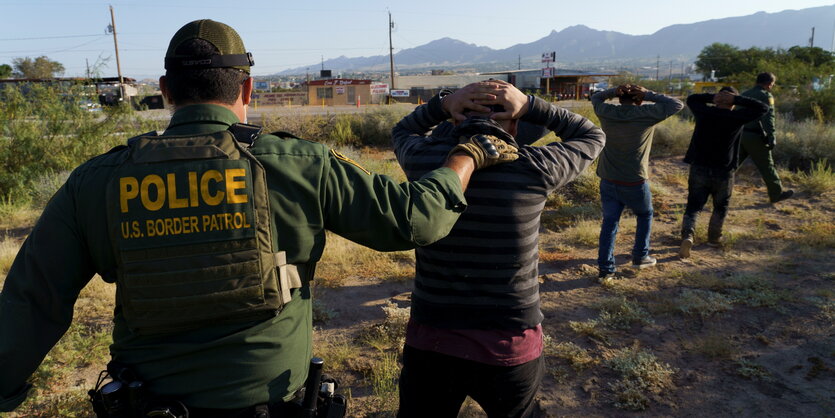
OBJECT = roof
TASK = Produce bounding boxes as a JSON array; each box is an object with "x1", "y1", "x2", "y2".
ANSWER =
[
  {"x1": 482, "y1": 69, "x2": 618, "y2": 77},
  {"x1": 306, "y1": 78, "x2": 371, "y2": 86}
]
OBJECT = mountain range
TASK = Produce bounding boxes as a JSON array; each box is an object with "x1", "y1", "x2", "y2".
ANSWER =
[{"x1": 277, "y1": 5, "x2": 835, "y2": 75}]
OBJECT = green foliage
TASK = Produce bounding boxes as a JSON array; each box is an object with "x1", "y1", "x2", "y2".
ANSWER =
[
  {"x1": 0, "y1": 82, "x2": 151, "y2": 199},
  {"x1": 0, "y1": 64, "x2": 12, "y2": 79},
  {"x1": 12, "y1": 56, "x2": 65, "y2": 78},
  {"x1": 262, "y1": 107, "x2": 410, "y2": 147},
  {"x1": 607, "y1": 347, "x2": 675, "y2": 411}
]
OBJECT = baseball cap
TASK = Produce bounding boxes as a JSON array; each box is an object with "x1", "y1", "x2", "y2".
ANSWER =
[{"x1": 164, "y1": 19, "x2": 254, "y2": 72}]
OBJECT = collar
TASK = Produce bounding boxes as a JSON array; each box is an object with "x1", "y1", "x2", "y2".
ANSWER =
[{"x1": 164, "y1": 104, "x2": 241, "y2": 135}]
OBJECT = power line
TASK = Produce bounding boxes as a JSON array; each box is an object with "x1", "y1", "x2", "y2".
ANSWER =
[{"x1": 0, "y1": 34, "x2": 103, "y2": 41}]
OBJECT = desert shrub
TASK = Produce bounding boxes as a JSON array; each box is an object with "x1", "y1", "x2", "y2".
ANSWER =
[
  {"x1": 790, "y1": 159, "x2": 835, "y2": 195},
  {"x1": 675, "y1": 289, "x2": 733, "y2": 317},
  {"x1": 544, "y1": 337, "x2": 596, "y2": 370},
  {"x1": 0, "y1": 82, "x2": 147, "y2": 199},
  {"x1": 774, "y1": 118, "x2": 835, "y2": 169},
  {"x1": 594, "y1": 296, "x2": 653, "y2": 330},
  {"x1": 651, "y1": 115, "x2": 693, "y2": 157},
  {"x1": 261, "y1": 107, "x2": 410, "y2": 148},
  {"x1": 607, "y1": 347, "x2": 675, "y2": 411},
  {"x1": 358, "y1": 301, "x2": 410, "y2": 351}
]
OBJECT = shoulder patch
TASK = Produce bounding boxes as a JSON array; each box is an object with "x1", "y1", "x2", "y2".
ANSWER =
[
  {"x1": 768, "y1": 96, "x2": 775, "y2": 106},
  {"x1": 330, "y1": 149, "x2": 371, "y2": 175}
]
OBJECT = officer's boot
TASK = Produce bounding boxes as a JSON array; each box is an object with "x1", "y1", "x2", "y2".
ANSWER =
[{"x1": 679, "y1": 214, "x2": 696, "y2": 258}]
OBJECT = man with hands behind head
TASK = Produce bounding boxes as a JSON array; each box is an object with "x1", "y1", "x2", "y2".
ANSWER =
[
  {"x1": 392, "y1": 80, "x2": 605, "y2": 418},
  {"x1": 592, "y1": 84, "x2": 683, "y2": 280},
  {"x1": 679, "y1": 87, "x2": 768, "y2": 258}
]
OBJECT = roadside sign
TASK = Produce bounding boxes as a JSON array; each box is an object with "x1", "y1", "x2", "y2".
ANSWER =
[
  {"x1": 541, "y1": 52, "x2": 556, "y2": 63},
  {"x1": 391, "y1": 89, "x2": 410, "y2": 97},
  {"x1": 541, "y1": 68, "x2": 554, "y2": 77}
]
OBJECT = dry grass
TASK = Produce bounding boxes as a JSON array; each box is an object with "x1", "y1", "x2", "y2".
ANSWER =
[
  {"x1": 317, "y1": 233, "x2": 416, "y2": 287},
  {"x1": 0, "y1": 236, "x2": 22, "y2": 277}
]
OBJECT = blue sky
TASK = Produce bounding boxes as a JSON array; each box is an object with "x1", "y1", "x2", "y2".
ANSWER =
[{"x1": 1, "y1": 0, "x2": 833, "y2": 79}]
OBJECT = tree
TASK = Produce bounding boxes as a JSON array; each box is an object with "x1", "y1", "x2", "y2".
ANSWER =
[
  {"x1": 695, "y1": 43, "x2": 741, "y2": 79},
  {"x1": 0, "y1": 64, "x2": 12, "y2": 78},
  {"x1": 787, "y1": 46, "x2": 835, "y2": 67},
  {"x1": 11, "y1": 56, "x2": 65, "y2": 78}
]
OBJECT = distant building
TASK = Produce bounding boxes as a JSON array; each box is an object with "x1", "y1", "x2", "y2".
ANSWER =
[
  {"x1": 306, "y1": 79, "x2": 379, "y2": 106},
  {"x1": 482, "y1": 69, "x2": 617, "y2": 100}
]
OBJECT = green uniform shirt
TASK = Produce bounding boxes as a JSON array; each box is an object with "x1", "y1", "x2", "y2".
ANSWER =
[
  {"x1": 742, "y1": 85, "x2": 775, "y2": 141},
  {"x1": 0, "y1": 104, "x2": 467, "y2": 410}
]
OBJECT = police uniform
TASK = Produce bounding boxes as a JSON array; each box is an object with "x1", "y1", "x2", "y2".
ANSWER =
[
  {"x1": 740, "y1": 84, "x2": 786, "y2": 202},
  {"x1": 0, "y1": 21, "x2": 468, "y2": 413}
]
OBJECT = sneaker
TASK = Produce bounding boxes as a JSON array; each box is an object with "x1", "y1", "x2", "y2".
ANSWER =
[
  {"x1": 598, "y1": 271, "x2": 616, "y2": 284},
  {"x1": 706, "y1": 238, "x2": 724, "y2": 248},
  {"x1": 679, "y1": 237, "x2": 693, "y2": 258},
  {"x1": 632, "y1": 255, "x2": 657, "y2": 269},
  {"x1": 770, "y1": 190, "x2": 794, "y2": 204}
]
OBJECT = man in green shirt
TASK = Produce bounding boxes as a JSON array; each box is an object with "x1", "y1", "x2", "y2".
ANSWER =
[
  {"x1": 0, "y1": 19, "x2": 517, "y2": 416},
  {"x1": 739, "y1": 72, "x2": 793, "y2": 203},
  {"x1": 592, "y1": 84, "x2": 683, "y2": 279}
]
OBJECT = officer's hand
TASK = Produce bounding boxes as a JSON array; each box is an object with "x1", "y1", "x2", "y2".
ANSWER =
[
  {"x1": 765, "y1": 135, "x2": 776, "y2": 150},
  {"x1": 448, "y1": 134, "x2": 518, "y2": 170}
]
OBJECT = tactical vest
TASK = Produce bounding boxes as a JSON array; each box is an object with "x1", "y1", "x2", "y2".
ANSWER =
[{"x1": 105, "y1": 125, "x2": 302, "y2": 335}]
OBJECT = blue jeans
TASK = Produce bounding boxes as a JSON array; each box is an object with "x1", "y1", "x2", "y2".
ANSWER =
[{"x1": 597, "y1": 179, "x2": 653, "y2": 274}]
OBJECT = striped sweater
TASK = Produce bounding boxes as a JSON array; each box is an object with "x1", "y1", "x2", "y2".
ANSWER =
[{"x1": 392, "y1": 95, "x2": 605, "y2": 330}]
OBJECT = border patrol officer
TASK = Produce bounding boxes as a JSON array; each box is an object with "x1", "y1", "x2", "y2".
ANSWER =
[
  {"x1": 740, "y1": 72, "x2": 794, "y2": 203},
  {"x1": 0, "y1": 20, "x2": 516, "y2": 416}
]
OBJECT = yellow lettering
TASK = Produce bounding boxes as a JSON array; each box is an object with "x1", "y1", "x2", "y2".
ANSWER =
[
  {"x1": 188, "y1": 172, "x2": 199, "y2": 207},
  {"x1": 140, "y1": 175, "x2": 165, "y2": 211},
  {"x1": 167, "y1": 174, "x2": 188, "y2": 209},
  {"x1": 201, "y1": 170, "x2": 225, "y2": 206},
  {"x1": 233, "y1": 212, "x2": 244, "y2": 228},
  {"x1": 225, "y1": 168, "x2": 248, "y2": 204},
  {"x1": 131, "y1": 221, "x2": 142, "y2": 238},
  {"x1": 146, "y1": 219, "x2": 156, "y2": 237},
  {"x1": 120, "y1": 222, "x2": 131, "y2": 239},
  {"x1": 119, "y1": 177, "x2": 139, "y2": 213}
]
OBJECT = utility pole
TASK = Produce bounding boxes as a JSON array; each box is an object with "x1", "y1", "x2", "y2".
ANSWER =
[
  {"x1": 810, "y1": 26, "x2": 816, "y2": 48},
  {"x1": 86, "y1": 58, "x2": 90, "y2": 79},
  {"x1": 655, "y1": 55, "x2": 660, "y2": 80},
  {"x1": 518, "y1": 55, "x2": 521, "y2": 70},
  {"x1": 388, "y1": 11, "x2": 396, "y2": 104},
  {"x1": 108, "y1": 5, "x2": 125, "y2": 101}
]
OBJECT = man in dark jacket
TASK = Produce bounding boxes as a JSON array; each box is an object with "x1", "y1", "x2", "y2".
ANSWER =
[
  {"x1": 392, "y1": 80, "x2": 605, "y2": 418},
  {"x1": 679, "y1": 87, "x2": 768, "y2": 258},
  {"x1": 740, "y1": 72, "x2": 793, "y2": 203}
]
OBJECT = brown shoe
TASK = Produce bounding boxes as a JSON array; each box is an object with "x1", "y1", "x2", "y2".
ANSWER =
[{"x1": 679, "y1": 237, "x2": 693, "y2": 258}]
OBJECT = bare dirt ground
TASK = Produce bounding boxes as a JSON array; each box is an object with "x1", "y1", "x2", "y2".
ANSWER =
[{"x1": 313, "y1": 156, "x2": 835, "y2": 417}]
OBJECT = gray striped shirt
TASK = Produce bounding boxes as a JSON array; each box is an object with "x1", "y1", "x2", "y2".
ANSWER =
[{"x1": 392, "y1": 95, "x2": 605, "y2": 330}]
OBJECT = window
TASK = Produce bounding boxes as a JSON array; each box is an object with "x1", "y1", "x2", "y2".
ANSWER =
[{"x1": 316, "y1": 87, "x2": 333, "y2": 99}]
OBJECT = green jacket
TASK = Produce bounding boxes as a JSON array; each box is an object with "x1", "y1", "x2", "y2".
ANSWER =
[
  {"x1": 742, "y1": 85, "x2": 775, "y2": 142},
  {"x1": 0, "y1": 104, "x2": 467, "y2": 410}
]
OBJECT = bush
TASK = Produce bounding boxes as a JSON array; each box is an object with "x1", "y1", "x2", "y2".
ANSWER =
[
  {"x1": 651, "y1": 116, "x2": 693, "y2": 157},
  {"x1": 0, "y1": 82, "x2": 162, "y2": 200},
  {"x1": 775, "y1": 119, "x2": 835, "y2": 169}
]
